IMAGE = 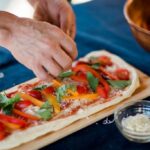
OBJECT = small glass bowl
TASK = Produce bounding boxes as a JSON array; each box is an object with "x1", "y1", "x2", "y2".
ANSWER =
[{"x1": 114, "y1": 100, "x2": 150, "y2": 143}]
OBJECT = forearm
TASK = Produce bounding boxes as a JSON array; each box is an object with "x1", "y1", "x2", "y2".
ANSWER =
[{"x1": 0, "y1": 11, "x2": 18, "y2": 50}]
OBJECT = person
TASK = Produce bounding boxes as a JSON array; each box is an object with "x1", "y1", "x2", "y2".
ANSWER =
[{"x1": 0, "y1": 0, "x2": 78, "y2": 81}]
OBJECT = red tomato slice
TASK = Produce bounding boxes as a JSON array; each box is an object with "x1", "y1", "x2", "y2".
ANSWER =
[
  {"x1": 14, "y1": 100, "x2": 32, "y2": 110},
  {"x1": 43, "y1": 86, "x2": 55, "y2": 94},
  {"x1": 0, "y1": 114, "x2": 27, "y2": 128},
  {"x1": 115, "y1": 69, "x2": 130, "y2": 80},
  {"x1": 96, "y1": 86, "x2": 108, "y2": 98},
  {"x1": 27, "y1": 90, "x2": 42, "y2": 100},
  {"x1": 77, "y1": 85, "x2": 89, "y2": 94},
  {"x1": 99, "y1": 56, "x2": 113, "y2": 66}
]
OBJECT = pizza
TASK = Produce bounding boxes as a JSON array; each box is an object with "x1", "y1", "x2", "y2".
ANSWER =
[{"x1": 0, "y1": 50, "x2": 140, "y2": 149}]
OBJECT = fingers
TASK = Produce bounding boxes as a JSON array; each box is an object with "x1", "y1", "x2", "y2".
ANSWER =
[
  {"x1": 42, "y1": 58, "x2": 62, "y2": 77},
  {"x1": 52, "y1": 46, "x2": 72, "y2": 71},
  {"x1": 60, "y1": 36, "x2": 78, "y2": 60},
  {"x1": 60, "y1": 12, "x2": 70, "y2": 34},
  {"x1": 32, "y1": 62, "x2": 52, "y2": 81},
  {"x1": 60, "y1": 6, "x2": 76, "y2": 39},
  {"x1": 69, "y1": 12, "x2": 76, "y2": 39},
  {"x1": 70, "y1": 22, "x2": 76, "y2": 39}
]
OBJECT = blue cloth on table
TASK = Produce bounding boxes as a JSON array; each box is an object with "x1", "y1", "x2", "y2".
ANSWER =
[{"x1": 0, "y1": 0, "x2": 150, "y2": 149}]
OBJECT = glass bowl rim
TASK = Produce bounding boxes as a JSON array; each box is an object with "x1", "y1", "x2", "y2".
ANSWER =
[{"x1": 114, "y1": 100, "x2": 150, "y2": 135}]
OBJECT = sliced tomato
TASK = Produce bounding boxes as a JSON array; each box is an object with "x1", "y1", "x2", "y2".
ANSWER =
[
  {"x1": 77, "y1": 85, "x2": 89, "y2": 94},
  {"x1": 0, "y1": 114, "x2": 27, "y2": 128},
  {"x1": 27, "y1": 90, "x2": 42, "y2": 100},
  {"x1": 115, "y1": 69, "x2": 130, "y2": 80},
  {"x1": 96, "y1": 86, "x2": 107, "y2": 98},
  {"x1": 14, "y1": 100, "x2": 32, "y2": 110},
  {"x1": 99, "y1": 56, "x2": 113, "y2": 66},
  {"x1": 43, "y1": 86, "x2": 55, "y2": 94}
]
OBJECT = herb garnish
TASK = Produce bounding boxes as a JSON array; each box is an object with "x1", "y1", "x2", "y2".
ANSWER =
[
  {"x1": 107, "y1": 80, "x2": 131, "y2": 89},
  {"x1": 56, "y1": 84, "x2": 76, "y2": 102},
  {"x1": 37, "y1": 101, "x2": 53, "y2": 121},
  {"x1": 87, "y1": 72, "x2": 99, "y2": 92},
  {"x1": 0, "y1": 93, "x2": 20, "y2": 114},
  {"x1": 58, "y1": 70, "x2": 74, "y2": 78}
]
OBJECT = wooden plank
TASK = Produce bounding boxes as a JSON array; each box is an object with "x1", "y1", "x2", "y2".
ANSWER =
[{"x1": 10, "y1": 69, "x2": 150, "y2": 150}]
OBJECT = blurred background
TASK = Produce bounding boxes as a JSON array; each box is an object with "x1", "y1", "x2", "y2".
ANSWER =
[{"x1": 0, "y1": 0, "x2": 92, "y2": 18}]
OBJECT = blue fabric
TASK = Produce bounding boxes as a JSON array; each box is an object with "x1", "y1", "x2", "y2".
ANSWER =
[{"x1": 0, "y1": 0, "x2": 150, "y2": 149}]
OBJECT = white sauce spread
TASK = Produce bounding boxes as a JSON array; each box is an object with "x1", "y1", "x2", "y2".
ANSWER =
[{"x1": 122, "y1": 114, "x2": 150, "y2": 132}]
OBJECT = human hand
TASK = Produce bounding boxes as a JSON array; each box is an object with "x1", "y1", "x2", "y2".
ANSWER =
[
  {"x1": 9, "y1": 18, "x2": 77, "y2": 80},
  {"x1": 31, "y1": 0, "x2": 76, "y2": 39}
]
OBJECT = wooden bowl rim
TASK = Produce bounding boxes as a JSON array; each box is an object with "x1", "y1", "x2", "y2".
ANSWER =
[{"x1": 124, "y1": 0, "x2": 150, "y2": 35}]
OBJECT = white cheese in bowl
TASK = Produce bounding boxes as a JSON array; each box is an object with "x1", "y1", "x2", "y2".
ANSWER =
[{"x1": 122, "y1": 114, "x2": 150, "y2": 132}]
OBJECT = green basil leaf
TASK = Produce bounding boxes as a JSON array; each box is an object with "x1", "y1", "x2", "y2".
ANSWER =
[
  {"x1": 4, "y1": 94, "x2": 20, "y2": 107},
  {"x1": 37, "y1": 101, "x2": 53, "y2": 121},
  {"x1": 40, "y1": 101, "x2": 52, "y2": 110},
  {"x1": 107, "y1": 80, "x2": 131, "y2": 89},
  {"x1": 0, "y1": 93, "x2": 21, "y2": 114},
  {"x1": 37, "y1": 109, "x2": 52, "y2": 121},
  {"x1": 91, "y1": 63, "x2": 101, "y2": 70},
  {"x1": 58, "y1": 70, "x2": 74, "y2": 78},
  {"x1": 56, "y1": 84, "x2": 76, "y2": 102},
  {"x1": 87, "y1": 72, "x2": 99, "y2": 92},
  {"x1": 3, "y1": 105, "x2": 13, "y2": 115},
  {"x1": 0, "y1": 93, "x2": 8, "y2": 104},
  {"x1": 33, "y1": 85, "x2": 48, "y2": 91}
]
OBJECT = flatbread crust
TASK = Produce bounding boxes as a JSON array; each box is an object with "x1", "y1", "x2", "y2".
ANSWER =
[{"x1": 0, "y1": 50, "x2": 140, "y2": 150}]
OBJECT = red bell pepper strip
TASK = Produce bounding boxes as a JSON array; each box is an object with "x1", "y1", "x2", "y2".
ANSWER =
[
  {"x1": 71, "y1": 72, "x2": 88, "y2": 84},
  {"x1": 0, "y1": 122, "x2": 8, "y2": 141},
  {"x1": 99, "y1": 67, "x2": 118, "y2": 80},
  {"x1": 73, "y1": 64, "x2": 100, "y2": 78},
  {"x1": 96, "y1": 86, "x2": 107, "y2": 98},
  {"x1": 0, "y1": 114, "x2": 27, "y2": 128},
  {"x1": 99, "y1": 75, "x2": 110, "y2": 94},
  {"x1": 73, "y1": 64, "x2": 110, "y2": 94}
]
